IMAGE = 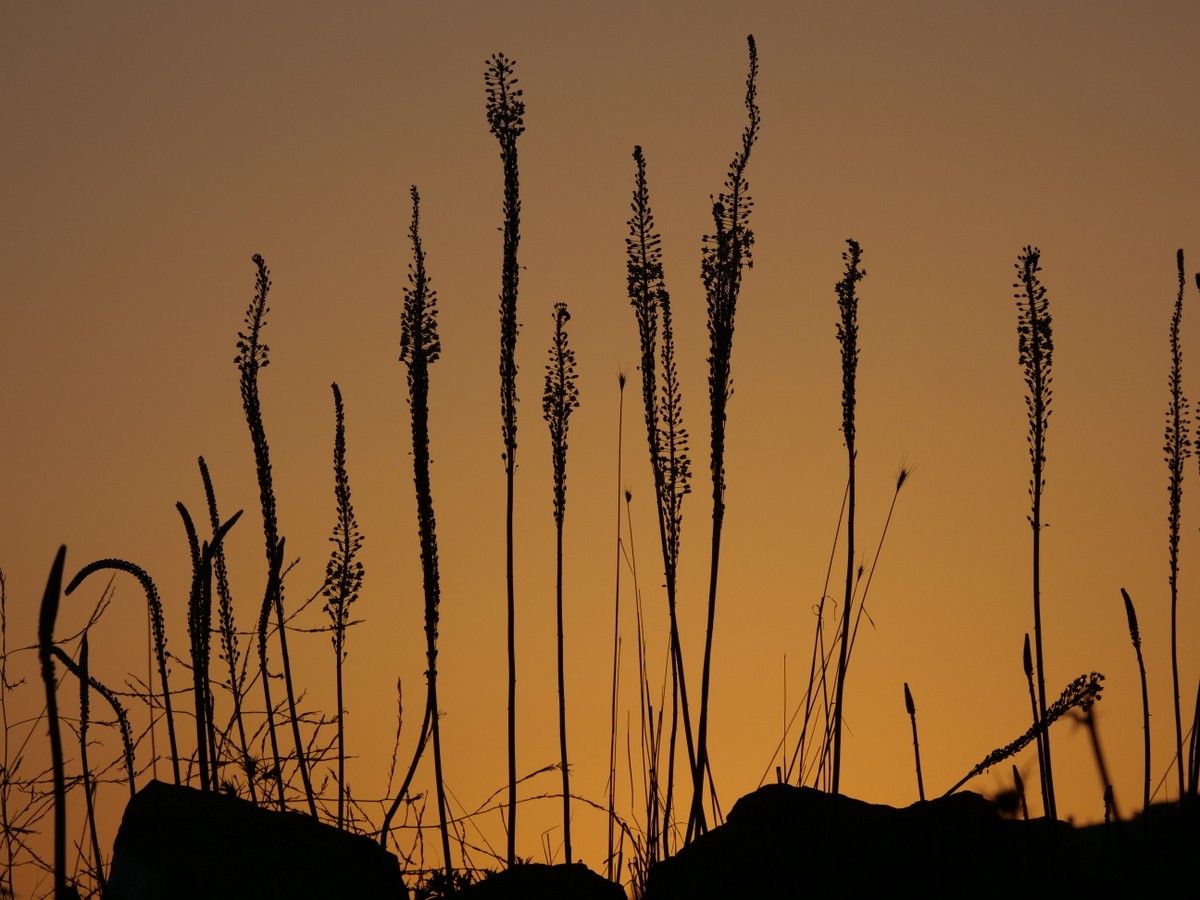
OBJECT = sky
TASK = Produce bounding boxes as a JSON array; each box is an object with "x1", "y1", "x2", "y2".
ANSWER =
[{"x1": 2, "y1": 0, "x2": 1199, "y2": 893}]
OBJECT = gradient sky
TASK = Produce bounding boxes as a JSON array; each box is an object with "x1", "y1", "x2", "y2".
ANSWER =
[{"x1": 3, "y1": 0, "x2": 1199, "y2": 892}]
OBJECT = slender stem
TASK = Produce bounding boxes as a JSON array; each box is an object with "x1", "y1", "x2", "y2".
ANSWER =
[
  {"x1": 831, "y1": 240, "x2": 864, "y2": 796},
  {"x1": 607, "y1": 373, "x2": 626, "y2": 880},
  {"x1": 38, "y1": 546, "x2": 67, "y2": 900},
  {"x1": 904, "y1": 682, "x2": 924, "y2": 802},
  {"x1": 1167, "y1": 249, "x2": 1189, "y2": 801},
  {"x1": 400, "y1": 187, "x2": 452, "y2": 875},
  {"x1": 1015, "y1": 246, "x2": 1055, "y2": 820},
  {"x1": 485, "y1": 53, "x2": 524, "y2": 865},
  {"x1": 691, "y1": 35, "x2": 759, "y2": 839}
]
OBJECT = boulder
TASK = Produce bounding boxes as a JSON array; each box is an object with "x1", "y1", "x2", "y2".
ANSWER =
[
  {"x1": 641, "y1": 783, "x2": 1187, "y2": 898},
  {"x1": 107, "y1": 780, "x2": 408, "y2": 900}
]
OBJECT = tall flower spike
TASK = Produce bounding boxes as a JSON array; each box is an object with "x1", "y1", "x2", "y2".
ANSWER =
[
  {"x1": 485, "y1": 50, "x2": 525, "y2": 865},
  {"x1": 1014, "y1": 244, "x2": 1056, "y2": 820}
]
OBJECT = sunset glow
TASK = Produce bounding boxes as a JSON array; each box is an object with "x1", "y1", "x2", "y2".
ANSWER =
[{"x1": 2, "y1": 2, "x2": 1199, "y2": 896}]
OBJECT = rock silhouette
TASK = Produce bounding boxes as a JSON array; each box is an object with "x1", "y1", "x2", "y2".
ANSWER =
[
  {"x1": 106, "y1": 780, "x2": 407, "y2": 900},
  {"x1": 643, "y1": 783, "x2": 1199, "y2": 898}
]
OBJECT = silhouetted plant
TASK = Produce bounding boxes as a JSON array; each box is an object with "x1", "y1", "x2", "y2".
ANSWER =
[
  {"x1": 76, "y1": 634, "x2": 104, "y2": 895},
  {"x1": 48, "y1": 644, "x2": 134, "y2": 795},
  {"x1": 1188, "y1": 680, "x2": 1200, "y2": 798},
  {"x1": 1022, "y1": 633, "x2": 1048, "y2": 813},
  {"x1": 903, "y1": 682, "x2": 924, "y2": 801},
  {"x1": 830, "y1": 238, "x2": 865, "y2": 798},
  {"x1": 37, "y1": 546, "x2": 68, "y2": 899},
  {"x1": 321, "y1": 383, "x2": 365, "y2": 830},
  {"x1": 627, "y1": 144, "x2": 695, "y2": 851},
  {"x1": 235, "y1": 253, "x2": 316, "y2": 815},
  {"x1": 543, "y1": 301, "x2": 580, "y2": 863},
  {"x1": 843, "y1": 462, "x2": 910, "y2": 687},
  {"x1": 606, "y1": 371, "x2": 626, "y2": 881},
  {"x1": 199, "y1": 455, "x2": 256, "y2": 802},
  {"x1": 1166, "y1": 248, "x2": 1190, "y2": 801},
  {"x1": 1013, "y1": 244, "x2": 1056, "y2": 820},
  {"x1": 0, "y1": 567, "x2": 15, "y2": 900},
  {"x1": 178, "y1": 501, "x2": 241, "y2": 793},
  {"x1": 1121, "y1": 588, "x2": 1151, "y2": 820},
  {"x1": 1012, "y1": 765, "x2": 1029, "y2": 820},
  {"x1": 398, "y1": 186, "x2": 453, "y2": 876},
  {"x1": 485, "y1": 52, "x2": 525, "y2": 865},
  {"x1": 66, "y1": 557, "x2": 179, "y2": 785},
  {"x1": 945, "y1": 672, "x2": 1104, "y2": 795},
  {"x1": 691, "y1": 33, "x2": 760, "y2": 841}
]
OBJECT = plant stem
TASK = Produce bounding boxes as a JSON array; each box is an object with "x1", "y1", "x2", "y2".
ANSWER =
[
  {"x1": 37, "y1": 546, "x2": 67, "y2": 900},
  {"x1": 1167, "y1": 248, "x2": 1190, "y2": 802},
  {"x1": 400, "y1": 186, "x2": 453, "y2": 876},
  {"x1": 485, "y1": 54, "x2": 524, "y2": 865},
  {"x1": 236, "y1": 254, "x2": 317, "y2": 816},
  {"x1": 607, "y1": 372, "x2": 626, "y2": 880},
  {"x1": 831, "y1": 239, "x2": 865, "y2": 796},
  {"x1": 1014, "y1": 245, "x2": 1056, "y2": 820},
  {"x1": 692, "y1": 35, "x2": 760, "y2": 839},
  {"x1": 544, "y1": 302, "x2": 579, "y2": 863},
  {"x1": 1122, "y1": 588, "x2": 1151, "y2": 819},
  {"x1": 904, "y1": 682, "x2": 924, "y2": 802}
]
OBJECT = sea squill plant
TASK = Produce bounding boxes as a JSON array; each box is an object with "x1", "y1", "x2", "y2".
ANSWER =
[
  {"x1": 398, "y1": 186, "x2": 453, "y2": 876},
  {"x1": 627, "y1": 144, "x2": 695, "y2": 851},
  {"x1": 178, "y1": 501, "x2": 241, "y2": 792},
  {"x1": 1022, "y1": 634, "x2": 1047, "y2": 813},
  {"x1": 66, "y1": 558, "x2": 179, "y2": 785},
  {"x1": 691, "y1": 33, "x2": 760, "y2": 840},
  {"x1": 236, "y1": 253, "x2": 316, "y2": 814},
  {"x1": 830, "y1": 238, "x2": 865, "y2": 797},
  {"x1": 321, "y1": 383, "x2": 365, "y2": 830},
  {"x1": 485, "y1": 53, "x2": 525, "y2": 864},
  {"x1": 199, "y1": 456, "x2": 255, "y2": 801},
  {"x1": 49, "y1": 643, "x2": 135, "y2": 795},
  {"x1": 606, "y1": 371, "x2": 627, "y2": 880},
  {"x1": 1013, "y1": 245, "x2": 1056, "y2": 820},
  {"x1": 36, "y1": 546, "x2": 68, "y2": 899},
  {"x1": 903, "y1": 682, "x2": 924, "y2": 801},
  {"x1": 543, "y1": 301, "x2": 580, "y2": 863},
  {"x1": 1165, "y1": 248, "x2": 1190, "y2": 801},
  {"x1": 1120, "y1": 588, "x2": 1150, "y2": 821},
  {"x1": 944, "y1": 671, "x2": 1104, "y2": 795},
  {"x1": 76, "y1": 635, "x2": 104, "y2": 894}
]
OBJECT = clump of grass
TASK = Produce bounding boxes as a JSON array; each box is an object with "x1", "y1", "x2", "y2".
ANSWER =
[
  {"x1": 1165, "y1": 248, "x2": 1190, "y2": 801},
  {"x1": 830, "y1": 238, "x2": 865, "y2": 797},
  {"x1": 321, "y1": 383, "x2": 365, "y2": 830},
  {"x1": 484, "y1": 52, "x2": 525, "y2": 864},
  {"x1": 236, "y1": 253, "x2": 316, "y2": 815},
  {"x1": 1013, "y1": 244, "x2": 1056, "y2": 820},
  {"x1": 543, "y1": 301, "x2": 580, "y2": 863},
  {"x1": 692, "y1": 32, "x2": 760, "y2": 840},
  {"x1": 398, "y1": 186, "x2": 453, "y2": 876}
]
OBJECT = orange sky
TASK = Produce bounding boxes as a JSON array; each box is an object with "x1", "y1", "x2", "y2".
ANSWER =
[{"x1": 3, "y1": 0, "x2": 1199, "y2": 893}]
